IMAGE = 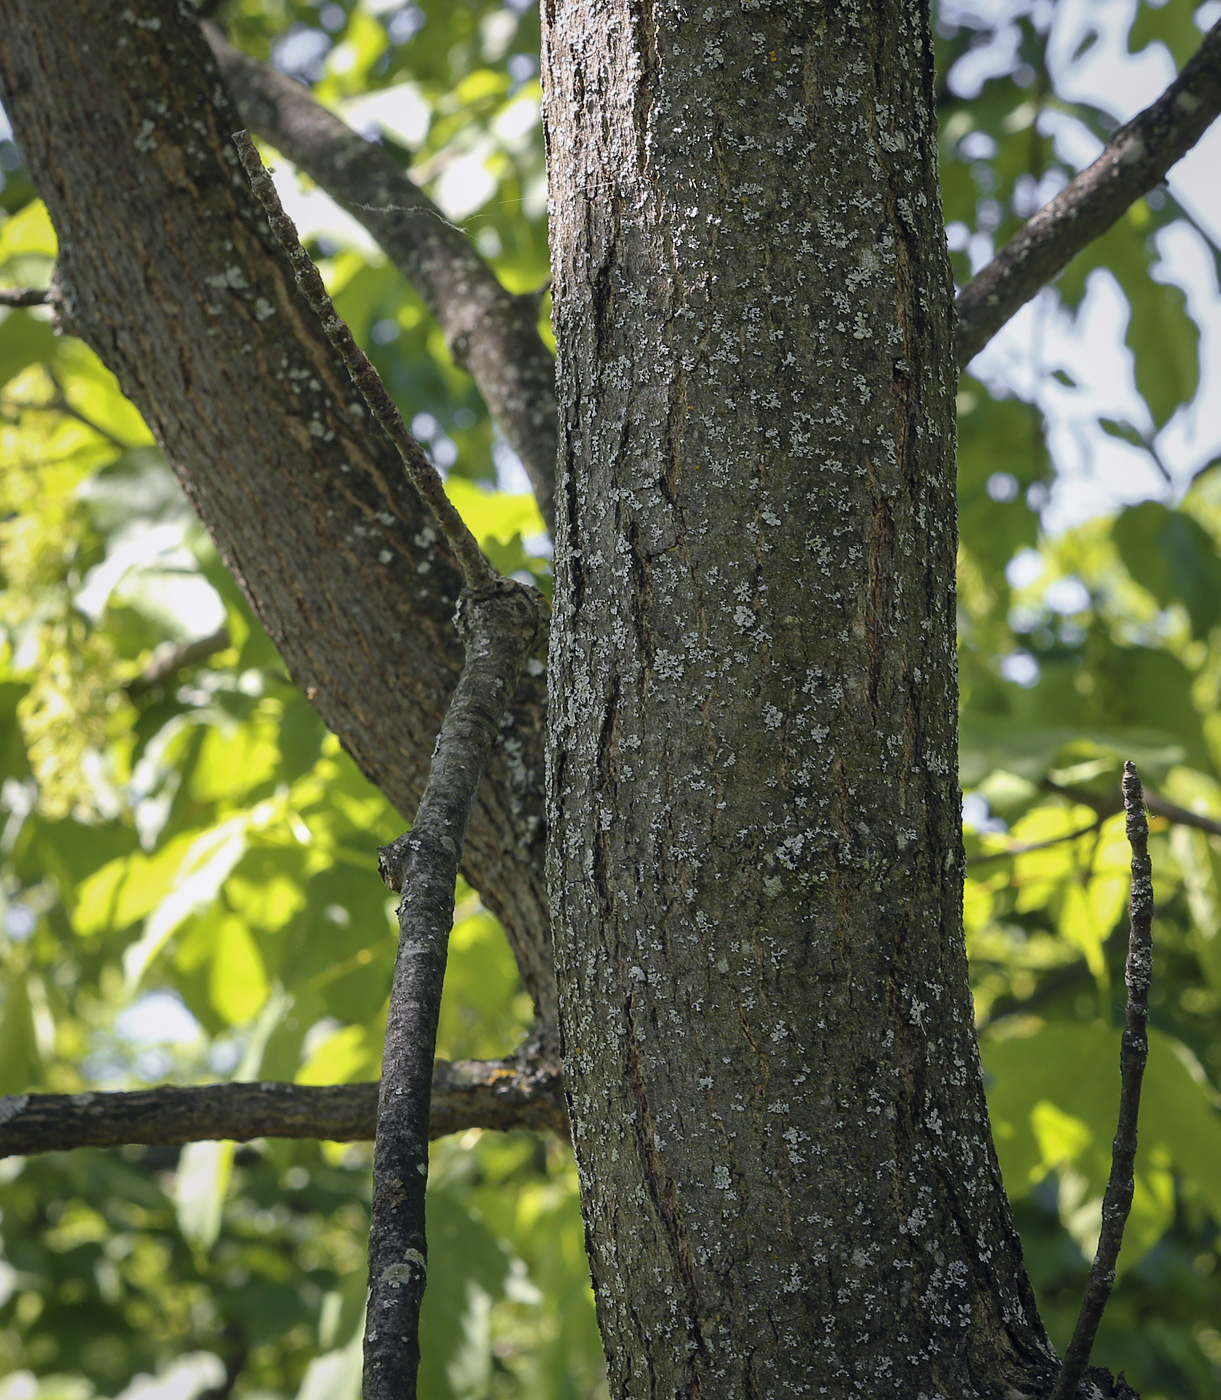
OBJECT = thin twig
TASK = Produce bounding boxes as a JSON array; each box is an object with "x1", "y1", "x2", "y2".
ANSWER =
[
  {"x1": 1050, "y1": 760, "x2": 1153, "y2": 1400},
  {"x1": 126, "y1": 628, "x2": 233, "y2": 695},
  {"x1": 364, "y1": 581, "x2": 545, "y2": 1400},
  {"x1": 231, "y1": 130, "x2": 496, "y2": 592},
  {"x1": 0, "y1": 286, "x2": 51, "y2": 307},
  {"x1": 234, "y1": 125, "x2": 549, "y2": 1400},
  {"x1": 956, "y1": 18, "x2": 1221, "y2": 368},
  {"x1": 3, "y1": 386, "x2": 131, "y2": 451},
  {"x1": 966, "y1": 819, "x2": 1103, "y2": 867}
]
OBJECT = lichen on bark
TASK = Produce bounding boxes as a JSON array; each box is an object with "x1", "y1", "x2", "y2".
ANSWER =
[{"x1": 542, "y1": 3, "x2": 1058, "y2": 1394}]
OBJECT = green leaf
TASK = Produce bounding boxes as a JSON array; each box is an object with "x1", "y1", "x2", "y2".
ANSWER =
[
  {"x1": 122, "y1": 818, "x2": 249, "y2": 991},
  {"x1": 0, "y1": 972, "x2": 43, "y2": 1093},
  {"x1": 1128, "y1": 275, "x2": 1199, "y2": 428},
  {"x1": 174, "y1": 1139, "x2": 234, "y2": 1252},
  {"x1": 1170, "y1": 825, "x2": 1221, "y2": 991},
  {"x1": 984, "y1": 1023, "x2": 1221, "y2": 1269},
  {"x1": 209, "y1": 914, "x2": 269, "y2": 1025},
  {"x1": 1129, "y1": 0, "x2": 1206, "y2": 65},
  {"x1": 0, "y1": 680, "x2": 32, "y2": 781},
  {"x1": 0, "y1": 309, "x2": 58, "y2": 390},
  {"x1": 295, "y1": 1334, "x2": 363, "y2": 1400},
  {"x1": 0, "y1": 198, "x2": 57, "y2": 262},
  {"x1": 1097, "y1": 417, "x2": 1146, "y2": 449},
  {"x1": 418, "y1": 1185, "x2": 515, "y2": 1400},
  {"x1": 445, "y1": 478, "x2": 546, "y2": 544},
  {"x1": 1113, "y1": 502, "x2": 1221, "y2": 642}
]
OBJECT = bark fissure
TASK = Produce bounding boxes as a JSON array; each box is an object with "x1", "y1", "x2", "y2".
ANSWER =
[{"x1": 544, "y1": 3, "x2": 1058, "y2": 1394}]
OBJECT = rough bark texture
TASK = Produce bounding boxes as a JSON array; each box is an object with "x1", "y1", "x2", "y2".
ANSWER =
[
  {"x1": 543, "y1": 4, "x2": 1057, "y2": 1396},
  {"x1": 207, "y1": 25, "x2": 560, "y2": 532},
  {"x1": 0, "y1": 0, "x2": 556, "y2": 1035},
  {"x1": 367, "y1": 581, "x2": 546, "y2": 1400},
  {"x1": 0, "y1": 1058, "x2": 567, "y2": 1158}
]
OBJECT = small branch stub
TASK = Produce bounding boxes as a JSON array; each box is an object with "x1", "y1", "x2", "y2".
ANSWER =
[
  {"x1": 0, "y1": 286, "x2": 51, "y2": 307},
  {"x1": 1051, "y1": 760, "x2": 1154, "y2": 1400}
]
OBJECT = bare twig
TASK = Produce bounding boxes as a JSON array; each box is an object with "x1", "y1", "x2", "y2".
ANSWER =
[
  {"x1": 1051, "y1": 760, "x2": 1153, "y2": 1400},
  {"x1": 232, "y1": 130, "x2": 496, "y2": 593},
  {"x1": 966, "y1": 819, "x2": 1103, "y2": 867},
  {"x1": 364, "y1": 580, "x2": 545, "y2": 1400},
  {"x1": 0, "y1": 1057, "x2": 567, "y2": 1159},
  {"x1": 0, "y1": 286, "x2": 51, "y2": 307},
  {"x1": 210, "y1": 29, "x2": 557, "y2": 534},
  {"x1": 956, "y1": 18, "x2": 1221, "y2": 368},
  {"x1": 4, "y1": 367, "x2": 131, "y2": 451}
]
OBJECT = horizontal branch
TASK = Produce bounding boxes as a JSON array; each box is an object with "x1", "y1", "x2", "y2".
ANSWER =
[
  {"x1": 0, "y1": 285, "x2": 51, "y2": 307},
  {"x1": 206, "y1": 24, "x2": 557, "y2": 534},
  {"x1": 956, "y1": 17, "x2": 1221, "y2": 368},
  {"x1": 0, "y1": 1057, "x2": 567, "y2": 1159}
]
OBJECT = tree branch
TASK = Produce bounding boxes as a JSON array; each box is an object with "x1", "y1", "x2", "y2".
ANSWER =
[
  {"x1": 207, "y1": 25, "x2": 558, "y2": 534},
  {"x1": 365, "y1": 580, "x2": 544, "y2": 1400},
  {"x1": 956, "y1": 18, "x2": 1221, "y2": 369},
  {"x1": 233, "y1": 131, "x2": 496, "y2": 591},
  {"x1": 235, "y1": 129, "x2": 551, "y2": 1399},
  {"x1": 0, "y1": 285, "x2": 52, "y2": 307},
  {"x1": 0, "y1": 1, "x2": 556, "y2": 1034},
  {"x1": 966, "y1": 818, "x2": 1103, "y2": 867},
  {"x1": 1041, "y1": 776, "x2": 1221, "y2": 840},
  {"x1": 126, "y1": 627, "x2": 233, "y2": 696},
  {"x1": 0, "y1": 1057, "x2": 567, "y2": 1158},
  {"x1": 1051, "y1": 761, "x2": 1154, "y2": 1400}
]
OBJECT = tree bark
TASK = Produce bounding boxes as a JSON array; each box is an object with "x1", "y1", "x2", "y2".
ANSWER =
[
  {"x1": 0, "y1": 0, "x2": 557, "y2": 1034},
  {"x1": 542, "y1": 3, "x2": 1057, "y2": 1395}
]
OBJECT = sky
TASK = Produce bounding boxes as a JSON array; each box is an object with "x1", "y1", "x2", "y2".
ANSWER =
[{"x1": 958, "y1": 0, "x2": 1221, "y2": 531}]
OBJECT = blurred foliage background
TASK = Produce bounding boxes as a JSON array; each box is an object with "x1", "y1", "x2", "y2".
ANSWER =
[{"x1": 1, "y1": 0, "x2": 1220, "y2": 1396}]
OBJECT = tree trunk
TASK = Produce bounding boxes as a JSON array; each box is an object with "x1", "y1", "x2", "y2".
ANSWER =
[{"x1": 542, "y1": 3, "x2": 1057, "y2": 1395}]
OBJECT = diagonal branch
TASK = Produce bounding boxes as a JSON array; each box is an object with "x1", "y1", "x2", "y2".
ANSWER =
[
  {"x1": 234, "y1": 130, "x2": 496, "y2": 591},
  {"x1": 0, "y1": 2, "x2": 557, "y2": 1034},
  {"x1": 956, "y1": 18, "x2": 1221, "y2": 369},
  {"x1": 208, "y1": 25, "x2": 558, "y2": 534},
  {"x1": 0, "y1": 286, "x2": 52, "y2": 307},
  {"x1": 1041, "y1": 776, "x2": 1221, "y2": 840},
  {"x1": 0, "y1": 1058, "x2": 567, "y2": 1159}
]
